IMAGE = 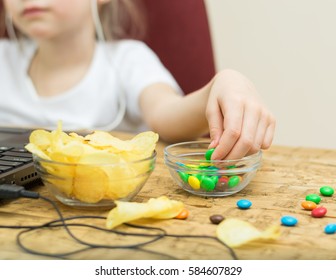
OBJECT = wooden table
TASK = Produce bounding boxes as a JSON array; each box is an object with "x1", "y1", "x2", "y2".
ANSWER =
[{"x1": 1, "y1": 135, "x2": 336, "y2": 260}]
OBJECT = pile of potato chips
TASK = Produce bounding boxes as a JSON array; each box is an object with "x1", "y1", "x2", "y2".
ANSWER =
[{"x1": 25, "y1": 122, "x2": 159, "y2": 203}]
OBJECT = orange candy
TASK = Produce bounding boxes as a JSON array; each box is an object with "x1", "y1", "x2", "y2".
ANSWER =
[
  {"x1": 301, "y1": 201, "x2": 317, "y2": 210},
  {"x1": 175, "y1": 208, "x2": 190, "y2": 219}
]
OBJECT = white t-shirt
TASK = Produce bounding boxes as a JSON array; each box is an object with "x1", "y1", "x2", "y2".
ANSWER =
[{"x1": 0, "y1": 39, "x2": 181, "y2": 132}]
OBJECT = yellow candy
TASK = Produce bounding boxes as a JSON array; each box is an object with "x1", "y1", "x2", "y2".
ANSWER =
[{"x1": 188, "y1": 176, "x2": 200, "y2": 189}]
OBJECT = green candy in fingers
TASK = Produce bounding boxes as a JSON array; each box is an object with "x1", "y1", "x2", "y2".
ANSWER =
[{"x1": 205, "y1": 148, "x2": 215, "y2": 160}]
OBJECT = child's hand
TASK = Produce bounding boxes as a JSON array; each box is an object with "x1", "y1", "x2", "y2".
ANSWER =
[{"x1": 206, "y1": 69, "x2": 275, "y2": 160}]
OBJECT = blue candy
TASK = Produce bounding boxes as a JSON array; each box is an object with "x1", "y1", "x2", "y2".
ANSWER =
[
  {"x1": 324, "y1": 224, "x2": 336, "y2": 234},
  {"x1": 281, "y1": 216, "x2": 298, "y2": 227},
  {"x1": 236, "y1": 199, "x2": 252, "y2": 209}
]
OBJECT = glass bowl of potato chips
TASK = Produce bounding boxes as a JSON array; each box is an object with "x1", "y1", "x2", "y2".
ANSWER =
[
  {"x1": 164, "y1": 141, "x2": 261, "y2": 197},
  {"x1": 26, "y1": 123, "x2": 158, "y2": 208}
]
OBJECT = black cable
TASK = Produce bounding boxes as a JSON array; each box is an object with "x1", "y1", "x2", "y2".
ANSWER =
[
  {"x1": 16, "y1": 196, "x2": 167, "y2": 259},
  {"x1": 0, "y1": 185, "x2": 238, "y2": 260}
]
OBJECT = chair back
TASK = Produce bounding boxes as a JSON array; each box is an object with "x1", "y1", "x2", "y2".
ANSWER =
[{"x1": 142, "y1": 0, "x2": 216, "y2": 93}]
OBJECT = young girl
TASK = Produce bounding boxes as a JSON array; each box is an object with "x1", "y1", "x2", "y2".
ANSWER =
[{"x1": 0, "y1": 0, "x2": 275, "y2": 160}]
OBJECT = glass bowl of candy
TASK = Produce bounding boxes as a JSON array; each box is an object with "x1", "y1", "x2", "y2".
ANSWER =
[{"x1": 164, "y1": 141, "x2": 262, "y2": 197}]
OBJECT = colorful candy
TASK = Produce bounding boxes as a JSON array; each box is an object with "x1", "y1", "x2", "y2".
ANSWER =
[
  {"x1": 319, "y1": 186, "x2": 334, "y2": 197},
  {"x1": 178, "y1": 171, "x2": 189, "y2": 182},
  {"x1": 305, "y1": 194, "x2": 321, "y2": 204},
  {"x1": 218, "y1": 176, "x2": 229, "y2": 184},
  {"x1": 175, "y1": 148, "x2": 248, "y2": 192},
  {"x1": 175, "y1": 209, "x2": 190, "y2": 220},
  {"x1": 311, "y1": 207, "x2": 327, "y2": 218},
  {"x1": 211, "y1": 175, "x2": 219, "y2": 185},
  {"x1": 188, "y1": 175, "x2": 201, "y2": 190},
  {"x1": 209, "y1": 214, "x2": 225, "y2": 224},
  {"x1": 301, "y1": 201, "x2": 317, "y2": 210},
  {"x1": 200, "y1": 177, "x2": 216, "y2": 191},
  {"x1": 228, "y1": 176, "x2": 241, "y2": 188},
  {"x1": 205, "y1": 148, "x2": 215, "y2": 160},
  {"x1": 324, "y1": 224, "x2": 336, "y2": 234},
  {"x1": 281, "y1": 216, "x2": 298, "y2": 226},
  {"x1": 237, "y1": 199, "x2": 252, "y2": 209}
]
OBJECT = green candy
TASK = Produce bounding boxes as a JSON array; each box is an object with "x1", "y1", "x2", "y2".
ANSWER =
[
  {"x1": 226, "y1": 165, "x2": 236, "y2": 169},
  {"x1": 228, "y1": 176, "x2": 240, "y2": 188},
  {"x1": 178, "y1": 171, "x2": 189, "y2": 182},
  {"x1": 210, "y1": 175, "x2": 219, "y2": 185},
  {"x1": 201, "y1": 176, "x2": 216, "y2": 191},
  {"x1": 305, "y1": 194, "x2": 321, "y2": 204},
  {"x1": 320, "y1": 186, "x2": 334, "y2": 197},
  {"x1": 195, "y1": 174, "x2": 205, "y2": 182},
  {"x1": 205, "y1": 148, "x2": 215, "y2": 160}
]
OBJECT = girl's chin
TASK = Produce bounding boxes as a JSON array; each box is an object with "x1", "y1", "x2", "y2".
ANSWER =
[
  {"x1": 22, "y1": 30, "x2": 54, "y2": 40},
  {"x1": 19, "y1": 24, "x2": 59, "y2": 41}
]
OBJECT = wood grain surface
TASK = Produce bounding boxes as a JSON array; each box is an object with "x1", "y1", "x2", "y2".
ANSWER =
[{"x1": 1, "y1": 134, "x2": 336, "y2": 260}]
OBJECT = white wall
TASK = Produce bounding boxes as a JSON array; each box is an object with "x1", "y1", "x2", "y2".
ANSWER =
[{"x1": 205, "y1": 0, "x2": 336, "y2": 149}]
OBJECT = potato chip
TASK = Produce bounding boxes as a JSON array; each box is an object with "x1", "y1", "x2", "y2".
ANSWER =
[
  {"x1": 28, "y1": 129, "x2": 52, "y2": 150},
  {"x1": 106, "y1": 196, "x2": 184, "y2": 229},
  {"x1": 40, "y1": 161, "x2": 75, "y2": 196},
  {"x1": 85, "y1": 131, "x2": 133, "y2": 152},
  {"x1": 216, "y1": 218, "x2": 281, "y2": 248},
  {"x1": 130, "y1": 131, "x2": 159, "y2": 156},
  {"x1": 24, "y1": 143, "x2": 50, "y2": 160},
  {"x1": 44, "y1": 173, "x2": 74, "y2": 197},
  {"x1": 72, "y1": 165, "x2": 108, "y2": 203},
  {"x1": 103, "y1": 164, "x2": 140, "y2": 199}
]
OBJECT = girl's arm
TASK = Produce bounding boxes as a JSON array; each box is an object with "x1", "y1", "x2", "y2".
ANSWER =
[{"x1": 139, "y1": 69, "x2": 275, "y2": 160}]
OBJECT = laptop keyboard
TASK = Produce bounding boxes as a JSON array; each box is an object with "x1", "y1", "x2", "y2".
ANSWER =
[{"x1": 0, "y1": 146, "x2": 33, "y2": 174}]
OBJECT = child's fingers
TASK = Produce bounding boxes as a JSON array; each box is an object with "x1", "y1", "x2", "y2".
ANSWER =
[
  {"x1": 245, "y1": 112, "x2": 275, "y2": 155},
  {"x1": 206, "y1": 102, "x2": 223, "y2": 149},
  {"x1": 223, "y1": 104, "x2": 260, "y2": 160},
  {"x1": 261, "y1": 120, "x2": 276, "y2": 149},
  {"x1": 248, "y1": 112, "x2": 268, "y2": 155},
  {"x1": 210, "y1": 102, "x2": 244, "y2": 160}
]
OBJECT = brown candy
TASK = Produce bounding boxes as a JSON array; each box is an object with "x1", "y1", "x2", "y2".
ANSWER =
[{"x1": 210, "y1": 214, "x2": 225, "y2": 224}]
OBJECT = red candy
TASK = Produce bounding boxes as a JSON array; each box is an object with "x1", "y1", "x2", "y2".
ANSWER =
[
  {"x1": 218, "y1": 176, "x2": 229, "y2": 183},
  {"x1": 311, "y1": 206, "x2": 327, "y2": 218}
]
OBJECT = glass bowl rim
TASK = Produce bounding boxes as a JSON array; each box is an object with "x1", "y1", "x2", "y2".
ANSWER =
[
  {"x1": 32, "y1": 150, "x2": 157, "y2": 167},
  {"x1": 164, "y1": 141, "x2": 262, "y2": 164}
]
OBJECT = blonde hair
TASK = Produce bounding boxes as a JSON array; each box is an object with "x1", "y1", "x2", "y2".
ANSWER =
[
  {"x1": 101, "y1": 0, "x2": 147, "y2": 40},
  {"x1": 0, "y1": 0, "x2": 147, "y2": 40}
]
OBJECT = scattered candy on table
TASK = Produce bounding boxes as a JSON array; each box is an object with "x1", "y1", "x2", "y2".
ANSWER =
[
  {"x1": 237, "y1": 199, "x2": 252, "y2": 209},
  {"x1": 311, "y1": 207, "x2": 327, "y2": 218},
  {"x1": 324, "y1": 224, "x2": 336, "y2": 234},
  {"x1": 209, "y1": 214, "x2": 225, "y2": 224},
  {"x1": 281, "y1": 216, "x2": 298, "y2": 226},
  {"x1": 319, "y1": 186, "x2": 334, "y2": 197},
  {"x1": 305, "y1": 194, "x2": 321, "y2": 204},
  {"x1": 301, "y1": 201, "x2": 317, "y2": 210},
  {"x1": 175, "y1": 208, "x2": 190, "y2": 220}
]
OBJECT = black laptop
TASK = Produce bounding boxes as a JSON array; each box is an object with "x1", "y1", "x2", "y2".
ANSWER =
[{"x1": 0, "y1": 127, "x2": 39, "y2": 186}]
